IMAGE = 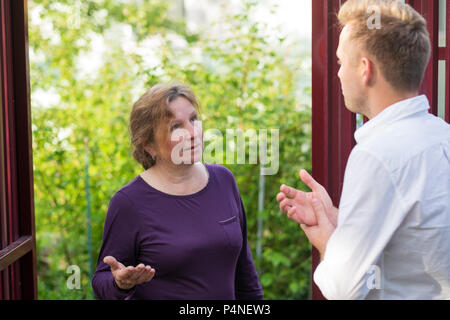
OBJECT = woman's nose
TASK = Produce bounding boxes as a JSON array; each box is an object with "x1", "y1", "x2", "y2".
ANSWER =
[{"x1": 189, "y1": 120, "x2": 202, "y2": 138}]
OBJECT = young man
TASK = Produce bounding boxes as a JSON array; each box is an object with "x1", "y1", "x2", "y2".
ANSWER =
[{"x1": 277, "y1": 0, "x2": 450, "y2": 299}]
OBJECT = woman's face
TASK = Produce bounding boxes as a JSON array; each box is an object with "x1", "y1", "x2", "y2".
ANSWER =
[{"x1": 153, "y1": 97, "x2": 203, "y2": 166}]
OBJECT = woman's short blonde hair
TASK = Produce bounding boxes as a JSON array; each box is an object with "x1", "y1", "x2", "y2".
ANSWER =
[
  {"x1": 129, "y1": 83, "x2": 200, "y2": 170},
  {"x1": 338, "y1": 0, "x2": 431, "y2": 92}
]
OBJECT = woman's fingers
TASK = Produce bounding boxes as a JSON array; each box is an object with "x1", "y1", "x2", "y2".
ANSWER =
[
  {"x1": 104, "y1": 256, "x2": 122, "y2": 271},
  {"x1": 108, "y1": 261, "x2": 155, "y2": 290},
  {"x1": 136, "y1": 267, "x2": 156, "y2": 284},
  {"x1": 116, "y1": 264, "x2": 155, "y2": 284},
  {"x1": 115, "y1": 266, "x2": 132, "y2": 282},
  {"x1": 127, "y1": 264, "x2": 146, "y2": 282}
]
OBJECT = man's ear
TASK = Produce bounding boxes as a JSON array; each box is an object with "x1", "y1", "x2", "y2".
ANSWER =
[{"x1": 361, "y1": 57, "x2": 375, "y2": 87}]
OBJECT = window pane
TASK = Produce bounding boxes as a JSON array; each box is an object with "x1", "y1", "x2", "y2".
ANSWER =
[
  {"x1": 0, "y1": 64, "x2": 5, "y2": 252},
  {"x1": 356, "y1": 113, "x2": 364, "y2": 129},
  {"x1": 438, "y1": 60, "x2": 446, "y2": 120},
  {"x1": 439, "y1": 0, "x2": 446, "y2": 47}
]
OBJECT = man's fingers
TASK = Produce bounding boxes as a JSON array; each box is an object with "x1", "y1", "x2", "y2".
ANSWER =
[
  {"x1": 287, "y1": 205, "x2": 318, "y2": 226},
  {"x1": 299, "y1": 223, "x2": 308, "y2": 233},
  {"x1": 310, "y1": 195, "x2": 327, "y2": 224},
  {"x1": 287, "y1": 206, "x2": 297, "y2": 220},
  {"x1": 280, "y1": 184, "x2": 298, "y2": 199},
  {"x1": 103, "y1": 256, "x2": 121, "y2": 271},
  {"x1": 276, "y1": 192, "x2": 286, "y2": 203},
  {"x1": 287, "y1": 206, "x2": 306, "y2": 225},
  {"x1": 299, "y1": 169, "x2": 323, "y2": 193},
  {"x1": 280, "y1": 198, "x2": 293, "y2": 213}
]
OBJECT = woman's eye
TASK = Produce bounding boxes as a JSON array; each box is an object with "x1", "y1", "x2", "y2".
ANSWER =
[
  {"x1": 171, "y1": 124, "x2": 180, "y2": 131},
  {"x1": 190, "y1": 116, "x2": 197, "y2": 122}
]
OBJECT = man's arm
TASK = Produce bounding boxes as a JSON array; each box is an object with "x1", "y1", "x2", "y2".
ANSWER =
[{"x1": 312, "y1": 149, "x2": 409, "y2": 300}]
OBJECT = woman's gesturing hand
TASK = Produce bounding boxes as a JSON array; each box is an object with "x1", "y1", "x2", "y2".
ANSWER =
[{"x1": 103, "y1": 256, "x2": 156, "y2": 290}]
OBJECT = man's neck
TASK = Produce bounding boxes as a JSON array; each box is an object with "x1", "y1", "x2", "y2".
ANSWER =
[{"x1": 366, "y1": 89, "x2": 419, "y2": 120}]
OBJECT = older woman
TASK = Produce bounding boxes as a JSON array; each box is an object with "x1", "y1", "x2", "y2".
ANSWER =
[{"x1": 92, "y1": 83, "x2": 263, "y2": 300}]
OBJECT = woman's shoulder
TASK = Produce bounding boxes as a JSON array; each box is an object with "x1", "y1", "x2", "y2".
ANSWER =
[
  {"x1": 204, "y1": 163, "x2": 234, "y2": 177},
  {"x1": 109, "y1": 176, "x2": 146, "y2": 207},
  {"x1": 204, "y1": 163, "x2": 236, "y2": 180},
  {"x1": 204, "y1": 163, "x2": 240, "y2": 194},
  {"x1": 106, "y1": 176, "x2": 151, "y2": 223}
]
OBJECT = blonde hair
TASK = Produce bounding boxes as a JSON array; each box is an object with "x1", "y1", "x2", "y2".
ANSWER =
[
  {"x1": 338, "y1": 0, "x2": 431, "y2": 92},
  {"x1": 129, "y1": 83, "x2": 200, "y2": 170}
]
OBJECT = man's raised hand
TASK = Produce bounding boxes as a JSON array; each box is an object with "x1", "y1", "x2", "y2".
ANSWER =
[
  {"x1": 277, "y1": 169, "x2": 338, "y2": 227},
  {"x1": 277, "y1": 186, "x2": 318, "y2": 225},
  {"x1": 300, "y1": 195, "x2": 336, "y2": 260}
]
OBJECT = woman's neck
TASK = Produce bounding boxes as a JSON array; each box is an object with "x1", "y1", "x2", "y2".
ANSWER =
[
  {"x1": 141, "y1": 161, "x2": 208, "y2": 196},
  {"x1": 150, "y1": 161, "x2": 198, "y2": 185}
]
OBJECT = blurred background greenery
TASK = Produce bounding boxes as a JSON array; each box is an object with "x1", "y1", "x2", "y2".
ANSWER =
[{"x1": 30, "y1": 0, "x2": 313, "y2": 299}]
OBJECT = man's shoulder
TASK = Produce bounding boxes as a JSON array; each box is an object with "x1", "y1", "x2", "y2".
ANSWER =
[{"x1": 356, "y1": 114, "x2": 450, "y2": 171}]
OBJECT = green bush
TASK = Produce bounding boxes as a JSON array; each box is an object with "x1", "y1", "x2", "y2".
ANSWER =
[{"x1": 30, "y1": 0, "x2": 312, "y2": 300}]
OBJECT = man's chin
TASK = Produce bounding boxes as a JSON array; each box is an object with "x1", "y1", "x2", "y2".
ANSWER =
[
  {"x1": 344, "y1": 98, "x2": 366, "y2": 115},
  {"x1": 345, "y1": 104, "x2": 358, "y2": 114},
  {"x1": 343, "y1": 99, "x2": 356, "y2": 113}
]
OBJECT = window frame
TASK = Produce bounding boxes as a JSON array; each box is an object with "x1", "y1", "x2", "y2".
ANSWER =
[{"x1": 0, "y1": 0, "x2": 36, "y2": 300}]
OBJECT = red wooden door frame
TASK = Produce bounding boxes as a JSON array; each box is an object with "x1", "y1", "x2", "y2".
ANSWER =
[
  {"x1": 0, "y1": 0, "x2": 36, "y2": 300},
  {"x1": 311, "y1": 0, "x2": 356, "y2": 300},
  {"x1": 406, "y1": 0, "x2": 440, "y2": 115},
  {"x1": 445, "y1": 0, "x2": 450, "y2": 123},
  {"x1": 311, "y1": 0, "x2": 450, "y2": 300}
]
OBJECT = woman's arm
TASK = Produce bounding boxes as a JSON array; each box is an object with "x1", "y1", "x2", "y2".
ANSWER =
[
  {"x1": 92, "y1": 191, "x2": 142, "y2": 300},
  {"x1": 234, "y1": 193, "x2": 264, "y2": 300}
]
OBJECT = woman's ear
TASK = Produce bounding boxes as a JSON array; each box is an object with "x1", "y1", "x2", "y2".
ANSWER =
[{"x1": 143, "y1": 144, "x2": 156, "y2": 160}]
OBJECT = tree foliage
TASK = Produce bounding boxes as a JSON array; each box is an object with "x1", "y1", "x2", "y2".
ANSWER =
[{"x1": 30, "y1": 0, "x2": 312, "y2": 300}]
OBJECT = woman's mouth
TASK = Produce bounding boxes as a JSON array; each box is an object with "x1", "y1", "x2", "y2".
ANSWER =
[{"x1": 184, "y1": 143, "x2": 201, "y2": 151}]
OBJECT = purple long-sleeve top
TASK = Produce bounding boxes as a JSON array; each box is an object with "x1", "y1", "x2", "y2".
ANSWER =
[{"x1": 92, "y1": 163, "x2": 264, "y2": 300}]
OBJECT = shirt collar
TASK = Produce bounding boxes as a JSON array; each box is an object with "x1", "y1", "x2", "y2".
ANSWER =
[{"x1": 354, "y1": 95, "x2": 430, "y2": 145}]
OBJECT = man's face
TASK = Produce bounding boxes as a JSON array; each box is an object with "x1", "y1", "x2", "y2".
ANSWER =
[{"x1": 337, "y1": 24, "x2": 368, "y2": 115}]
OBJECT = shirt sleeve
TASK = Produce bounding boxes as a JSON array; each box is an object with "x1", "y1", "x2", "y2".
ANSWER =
[
  {"x1": 233, "y1": 189, "x2": 264, "y2": 300},
  {"x1": 91, "y1": 191, "x2": 140, "y2": 300},
  {"x1": 313, "y1": 149, "x2": 409, "y2": 300}
]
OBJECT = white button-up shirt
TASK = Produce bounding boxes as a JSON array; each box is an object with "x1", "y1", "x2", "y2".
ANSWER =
[{"x1": 313, "y1": 95, "x2": 450, "y2": 300}]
